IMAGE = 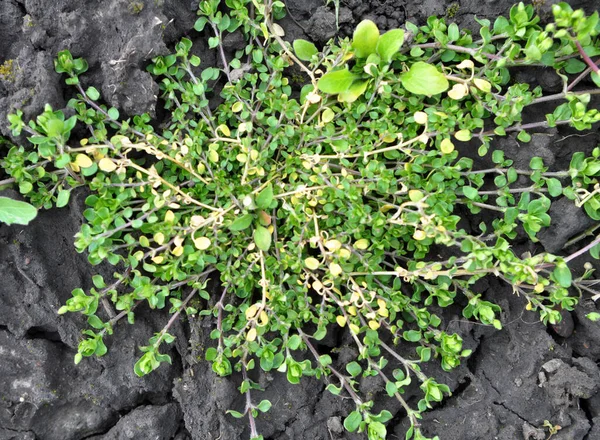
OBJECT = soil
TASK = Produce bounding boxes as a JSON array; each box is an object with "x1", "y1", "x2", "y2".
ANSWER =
[{"x1": 1, "y1": 0, "x2": 599, "y2": 439}]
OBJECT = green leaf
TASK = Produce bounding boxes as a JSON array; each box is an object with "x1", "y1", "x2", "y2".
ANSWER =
[
  {"x1": 226, "y1": 410, "x2": 245, "y2": 419},
  {"x1": 403, "y1": 330, "x2": 422, "y2": 342},
  {"x1": 344, "y1": 410, "x2": 362, "y2": 432},
  {"x1": 352, "y1": 20, "x2": 380, "y2": 58},
  {"x1": 230, "y1": 214, "x2": 254, "y2": 231},
  {"x1": 376, "y1": 29, "x2": 405, "y2": 62},
  {"x1": 254, "y1": 226, "x2": 271, "y2": 251},
  {"x1": 546, "y1": 178, "x2": 562, "y2": 197},
  {"x1": 107, "y1": 107, "x2": 120, "y2": 120},
  {"x1": 293, "y1": 39, "x2": 318, "y2": 61},
  {"x1": 87, "y1": 315, "x2": 104, "y2": 329},
  {"x1": 448, "y1": 23, "x2": 459, "y2": 41},
  {"x1": 317, "y1": 69, "x2": 359, "y2": 95},
  {"x1": 338, "y1": 80, "x2": 369, "y2": 103},
  {"x1": 586, "y1": 312, "x2": 600, "y2": 322},
  {"x1": 517, "y1": 130, "x2": 531, "y2": 143},
  {"x1": 553, "y1": 263, "x2": 572, "y2": 288},
  {"x1": 257, "y1": 400, "x2": 272, "y2": 413},
  {"x1": 346, "y1": 361, "x2": 362, "y2": 377},
  {"x1": 400, "y1": 62, "x2": 449, "y2": 96},
  {"x1": 463, "y1": 187, "x2": 478, "y2": 200},
  {"x1": 0, "y1": 197, "x2": 37, "y2": 225},
  {"x1": 564, "y1": 58, "x2": 587, "y2": 74},
  {"x1": 288, "y1": 334, "x2": 302, "y2": 350},
  {"x1": 255, "y1": 184, "x2": 274, "y2": 209},
  {"x1": 385, "y1": 381, "x2": 398, "y2": 396},
  {"x1": 86, "y1": 87, "x2": 100, "y2": 101},
  {"x1": 56, "y1": 189, "x2": 71, "y2": 208}
]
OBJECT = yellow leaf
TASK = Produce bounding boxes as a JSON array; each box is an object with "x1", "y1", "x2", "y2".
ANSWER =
[
  {"x1": 378, "y1": 308, "x2": 389, "y2": 317},
  {"x1": 534, "y1": 283, "x2": 545, "y2": 293},
  {"x1": 165, "y1": 210, "x2": 175, "y2": 223},
  {"x1": 245, "y1": 304, "x2": 259, "y2": 319},
  {"x1": 312, "y1": 279, "x2": 323, "y2": 292},
  {"x1": 305, "y1": 257, "x2": 320, "y2": 270},
  {"x1": 368, "y1": 320, "x2": 380, "y2": 330},
  {"x1": 172, "y1": 246, "x2": 184, "y2": 256},
  {"x1": 232, "y1": 102, "x2": 243, "y2": 113},
  {"x1": 325, "y1": 239, "x2": 342, "y2": 251},
  {"x1": 440, "y1": 138, "x2": 455, "y2": 154},
  {"x1": 321, "y1": 108, "x2": 335, "y2": 123},
  {"x1": 272, "y1": 23, "x2": 285, "y2": 36},
  {"x1": 355, "y1": 239, "x2": 369, "y2": 250},
  {"x1": 455, "y1": 129, "x2": 472, "y2": 142},
  {"x1": 217, "y1": 124, "x2": 231, "y2": 137},
  {"x1": 194, "y1": 236, "x2": 211, "y2": 250},
  {"x1": 349, "y1": 323, "x2": 360, "y2": 334},
  {"x1": 414, "y1": 111, "x2": 428, "y2": 125},
  {"x1": 338, "y1": 249, "x2": 351, "y2": 259},
  {"x1": 154, "y1": 232, "x2": 165, "y2": 245},
  {"x1": 98, "y1": 158, "x2": 118, "y2": 172},
  {"x1": 413, "y1": 230, "x2": 427, "y2": 241},
  {"x1": 75, "y1": 154, "x2": 93, "y2": 168},
  {"x1": 348, "y1": 306, "x2": 357, "y2": 316},
  {"x1": 151, "y1": 255, "x2": 164, "y2": 264},
  {"x1": 456, "y1": 59, "x2": 474, "y2": 70},
  {"x1": 246, "y1": 327, "x2": 257, "y2": 342},
  {"x1": 258, "y1": 311, "x2": 269, "y2": 327},
  {"x1": 448, "y1": 83, "x2": 468, "y2": 100},
  {"x1": 473, "y1": 78, "x2": 491, "y2": 93},
  {"x1": 408, "y1": 189, "x2": 424, "y2": 202},
  {"x1": 329, "y1": 263, "x2": 343, "y2": 277},
  {"x1": 336, "y1": 316, "x2": 347, "y2": 327}
]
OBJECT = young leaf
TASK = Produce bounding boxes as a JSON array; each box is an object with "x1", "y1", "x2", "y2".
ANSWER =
[
  {"x1": 230, "y1": 214, "x2": 254, "y2": 231},
  {"x1": 352, "y1": 20, "x2": 380, "y2": 58},
  {"x1": 254, "y1": 226, "x2": 271, "y2": 251},
  {"x1": 343, "y1": 410, "x2": 362, "y2": 432},
  {"x1": 0, "y1": 197, "x2": 38, "y2": 225},
  {"x1": 376, "y1": 29, "x2": 405, "y2": 62},
  {"x1": 255, "y1": 184, "x2": 274, "y2": 209},
  {"x1": 338, "y1": 79, "x2": 369, "y2": 103},
  {"x1": 400, "y1": 62, "x2": 449, "y2": 96},
  {"x1": 317, "y1": 69, "x2": 359, "y2": 95},
  {"x1": 553, "y1": 263, "x2": 572, "y2": 288},
  {"x1": 463, "y1": 187, "x2": 478, "y2": 200},
  {"x1": 56, "y1": 189, "x2": 71, "y2": 208},
  {"x1": 293, "y1": 39, "x2": 318, "y2": 61}
]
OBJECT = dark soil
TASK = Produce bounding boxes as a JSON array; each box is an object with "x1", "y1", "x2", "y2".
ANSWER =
[{"x1": 1, "y1": 1, "x2": 600, "y2": 439}]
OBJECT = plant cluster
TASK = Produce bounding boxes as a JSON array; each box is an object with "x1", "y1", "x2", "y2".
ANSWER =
[{"x1": 2, "y1": 1, "x2": 600, "y2": 439}]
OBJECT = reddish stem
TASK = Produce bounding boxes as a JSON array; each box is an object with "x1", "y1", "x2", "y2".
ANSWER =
[{"x1": 575, "y1": 40, "x2": 600, "y2": 74}]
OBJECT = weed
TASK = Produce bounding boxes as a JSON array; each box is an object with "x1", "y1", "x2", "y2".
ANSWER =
[{"x1": 2, "y1": 1, "x2": 600, "y2": 439}]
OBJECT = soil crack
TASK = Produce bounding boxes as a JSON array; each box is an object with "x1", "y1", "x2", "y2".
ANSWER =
[{"x1": 481, "y1": 369, "x2": 537, "y2": 427}]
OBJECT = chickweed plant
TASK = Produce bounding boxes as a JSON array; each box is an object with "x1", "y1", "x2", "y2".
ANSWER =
[{"x1": 2, "y1": 1, "x2": 600, "y2": 438}]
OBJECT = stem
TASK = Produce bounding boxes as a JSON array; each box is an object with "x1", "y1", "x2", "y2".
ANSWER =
[
  {"x1": 0, "y1": 177, "x2": 16, "y2": 186},
  {"x1": 155, "y1": 288, "x2": 198, "y2": 346},
  {"x1": 575, "y1": 40, "x2": 599, "y2": 74},
  {"x1": 564, "y1": 235, "x2": 600, "y2": 263},
  {"x1": 531, "y1": 88, "x2": 600, "y2": 105},
  {"x1": 241, "y1": 360, "x2": 259, "y2": 438}
]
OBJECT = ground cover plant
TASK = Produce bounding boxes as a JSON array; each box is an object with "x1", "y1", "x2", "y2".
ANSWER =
[{"x1": 2, "y1": 1, "x2": 600, "y2": 439}]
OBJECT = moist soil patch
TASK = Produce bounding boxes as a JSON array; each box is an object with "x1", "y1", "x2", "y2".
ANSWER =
[{"x1": 1, "y1": 1, "x2": 599, "y2": 439}]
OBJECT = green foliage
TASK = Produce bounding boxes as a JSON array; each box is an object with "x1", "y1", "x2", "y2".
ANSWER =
[
  {"x1": 0, "y1": 196, "x2": 37, "y2": 225},
  {"x1": 2, "y1": 1, "x2": 600, "y2": 439}
]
